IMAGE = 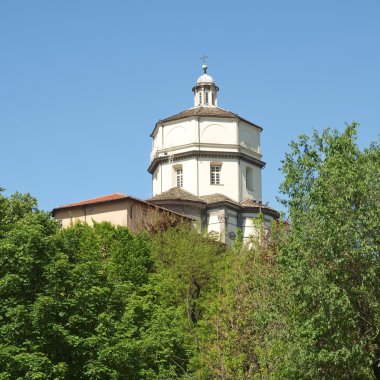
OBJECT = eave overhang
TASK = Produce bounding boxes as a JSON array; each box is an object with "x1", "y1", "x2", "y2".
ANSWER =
[
  {"x1": 150, "y1": 109, "x2": 263, "y2": 138},
  {"x1": 147, "y1": 150, "x2": 266, "y2": 174}
]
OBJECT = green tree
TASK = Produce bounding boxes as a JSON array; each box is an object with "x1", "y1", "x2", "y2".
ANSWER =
[
  {"x1": 151, "y1": 223, "x2": 226, "y2": 377},
  {"x1": 0, "y1": 190, "x2": 195, "y2": 379},
  {"x1": 0, "y1": 190, "x2": 64, "y2": 378},
  {"x1": 192, "y1": 219, "x2": 288, "y2": 380},
  {"x1": 277, "y1": 123, "x2": 380, "y2": 379}
]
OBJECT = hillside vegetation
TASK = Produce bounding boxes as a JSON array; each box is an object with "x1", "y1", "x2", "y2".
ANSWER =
[{"x1": 1, "y1": 123, "x2": 380, "y2": 379}]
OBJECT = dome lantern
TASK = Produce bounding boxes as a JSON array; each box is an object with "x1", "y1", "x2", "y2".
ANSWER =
[{"x1": 192, "y1": 64, "x2": 219, "y2": 107}]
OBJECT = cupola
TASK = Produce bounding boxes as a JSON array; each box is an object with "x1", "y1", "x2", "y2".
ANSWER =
[{"x1": 192, "y1": 64, "x2": 219, "y2": 107}]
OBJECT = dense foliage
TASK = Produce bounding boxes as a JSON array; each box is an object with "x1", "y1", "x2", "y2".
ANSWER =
[
  {"x1": 277, "y1": 123, "x2": 380, "y2": 379},
  {"x1": 0, "y1": 191, "x2": 224, "y2": 379},
  {"x1": 1, "y1": 123, "x2": 379, "y2": 379}
]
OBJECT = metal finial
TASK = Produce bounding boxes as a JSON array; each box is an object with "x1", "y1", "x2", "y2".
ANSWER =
[
  {"x1": 200, "y1": 53, "x2": 208, "y2": 73},
  {"x1": 200, "y1": 53, "x2": 208, "y2": 64}
]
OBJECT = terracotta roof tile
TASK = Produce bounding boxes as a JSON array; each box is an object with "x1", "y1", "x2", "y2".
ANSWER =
[
  {"x1": 240, "y1": 199, "x2": 280, "y2": 217},
  {"x1": 56, "y1": 193, "x2": 128, "y2": 209},
  {"x1": 151, "y1": 107, "x2": 262, "y2": 135},
  {"x1": 200, "y1": 193, "x2": 239, "y2": 205},
  {"x1": 149, "y1": 187, "x2": 204, "y2": 203},
  {"x1": 151, "y1": 189, "x2": 244, "y2": 207},
  {"x1": 52, "y1": 192, "x2": 193, "y2": 221},
  {"x1": 149, "y1": 189, "x2": 280, "y2": 218},
  {"x1": 158, "y1": 107, "x2": 238, "y2": 123},
  {"x1": 239, "y1": 199, "x2": 261, "y2": 207}
]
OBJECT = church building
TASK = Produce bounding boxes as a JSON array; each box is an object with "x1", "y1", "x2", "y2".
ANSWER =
[
  {"x1": 53, "y1": 63, "x2": 278, "y2": 244},
  {"x1": 147, "y1": 64, "x2": 279, "y2": 244}
]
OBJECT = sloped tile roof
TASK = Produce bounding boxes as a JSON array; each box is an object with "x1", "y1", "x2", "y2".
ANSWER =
[
  {"x1": 240, "y1": 199, "x2": 260, "y2": 207},
  {"x1": 240, "y1": 199, "x2": 280, "y2": 217},
  {"x1": 55, "y1": 193, "x2": 129, "y2": 209},
  {"x1": 52, "y1": 192, "x2": 193, "y2": 220},
  {"x1": 149, "y1": 189, "x2": 280, "y2": 218},
  {"x1": 159, "y1": 107, "x2": 238, "y2": 123},
  {"x1": 149, "y1": 187, "x2": 204, "y2": 203},
  {"x1": 200, "y1": 193, "x2": 239, "y2": 205},
  {"x1": 152, "y1": 106, "x2": 262, "y2": 134},
  {"x1": 151, "y1": 189, "x2": 239, "y2": 207}
]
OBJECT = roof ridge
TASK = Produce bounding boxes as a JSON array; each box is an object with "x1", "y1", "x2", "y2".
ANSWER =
[
  {"x1": 199, "y1": 193, "x2": 240, "y2": 206},
  {"x1": 149, "y1": 187, "x2": 205, "y2": 203},
  {"x1": 151, "y1": 107, "x2": 263, "y2": 137},
  {"x1": 56, "y1": 193, "x2": 128, "y2": 209},
  {"x1": 216, "y1": 106, "x2": 237, "y2": 116}
]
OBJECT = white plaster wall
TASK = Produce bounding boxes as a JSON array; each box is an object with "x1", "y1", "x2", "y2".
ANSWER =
[
  {"x1": 151, "y1": 127, "x2": 162, "y2": 161},
  {"x1": 153, "y1": 157, "x2": 198, "y2": 196},
  {"x1": 239, "y1": 121, "x2": 261, "y2": 154},
  {"x1": 200, "y1": 118, "x2": 237, "y2": 145},
  {"x1": 205, "y1": 209, "x2": 240, "y2": 246},
  {"x1": 153, "y1": 156, "x2": 262, "y2": 203},
  {"x1": 198, "y1": 158, "x2": 240, "y2": 201},
  {"x1": 163, "y1": 119, "x2": 198, "y2": 148},
  {"x1": 198, "y1": 144, "x2": 239, "y2": 153},
  {"x1": 151, "y1": 115, "x2": 263, "y2": 204},
  {"x1": 240, "y1": 162, "x2": 262, "y2": 202},
  {"x1": 240, "y1": 213, "x2": 259, "y2": 240},
  {"x1": 240, "y1": 212, "x2": 277, "y2": 242},
  {"x1": 152, "y1": 168, "x2": 159, "y2": 196},
  {"x1": 207, "y1": 211, "x2": 223, "y2": 238},
  {"x1": 55, "y1": 203, "x2": 129, "y2": 228}
]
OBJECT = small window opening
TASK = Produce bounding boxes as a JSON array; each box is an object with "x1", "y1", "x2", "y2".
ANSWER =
[
  {"x1": 205, "y1": 91, "x2": 209, "y2": 105},
  {"x1": 176, "y1": 168, "x2": 183, "y2": 187},
  {"x1": 210, "y1": 165, "x2": 221, "y2": 185},
  {"x1": 212, "y1": 93, "x2": 215, "y2": 105},
  {"x1": 246, "y1": 167, "x2": 254, "y2": 191},
  {"x1": 199, "y1": 92, "x2": 202, "y2": 105}
]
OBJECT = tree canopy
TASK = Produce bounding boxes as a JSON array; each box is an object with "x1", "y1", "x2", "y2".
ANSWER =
[
  {"x1": 277, "y1": 123, "x2": 380, "y2": 379},
  {"x1": 1, "y1": 122, "x2": 380, "y2": 379}
]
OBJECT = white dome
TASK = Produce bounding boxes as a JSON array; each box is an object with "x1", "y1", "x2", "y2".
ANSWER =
[{"x1": 197, "y1": 74, "x2": 214, "y2": 84}]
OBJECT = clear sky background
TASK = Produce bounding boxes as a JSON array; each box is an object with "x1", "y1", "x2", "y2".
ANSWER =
[{"x1": 1, "y1": 0, "x2": 379, "y2": 214}]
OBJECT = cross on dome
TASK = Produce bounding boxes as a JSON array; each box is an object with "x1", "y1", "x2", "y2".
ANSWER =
[
  {"x1": 200, "y1": 53, "x2": 208, "y2": 74},
  {"x1": 200, "y1": 52, "x2": 208, "y2": 64}
]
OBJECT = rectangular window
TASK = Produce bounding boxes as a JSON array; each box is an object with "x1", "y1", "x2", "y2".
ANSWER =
[
  {"x1": 176, "y1": 168, "x2": 183, "y2": 187},
  {"x1": 205, "y1": 91, "x2": 209, "y2": 105},
  {"x1": 210, "y1": 165, "x2": 221, "y2": 185},
  {"x1": 246, "y1": 167, "x2": 254, "y2": 191}
]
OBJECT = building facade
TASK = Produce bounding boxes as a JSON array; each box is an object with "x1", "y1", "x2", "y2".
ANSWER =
[
  {"x1": 53, "y1": 64, "x2": 278, "y2": 243},
  {"x1": 52, "y1": 193, "x2": 189, "y2": 233},
  {"x1": 148, "y1": 64, "x2": 279, "y2": 244}
]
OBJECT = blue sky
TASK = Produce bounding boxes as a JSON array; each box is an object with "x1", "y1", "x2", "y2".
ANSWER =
[{"x1": 1, "y1": 0, "x2": 379, "y2": 213}]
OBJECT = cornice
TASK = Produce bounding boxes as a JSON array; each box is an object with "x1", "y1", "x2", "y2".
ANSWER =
[
  {"x1": 147, "y1": 149, "x2": 266, "y2": 173},
  {"x1": 149, "y1": 198, "x2": 279, "y2": 219},
  {"x1": 240, "y1": 206, "x2": 280, "y2": 219},
  {"x1": 152, "y1": 142, "x2": 262, "y2": 159},
  {"x1": 150, "y1": 199, "x2": 207, "y2": 209}
]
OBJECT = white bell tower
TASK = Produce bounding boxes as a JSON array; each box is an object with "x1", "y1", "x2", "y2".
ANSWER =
[
  {"x1": 148, "y1": 64, "x2": 264, "y2": 204},
  {"x1": 148, "y1": 63, "x2": 279, "y2": 245}
]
